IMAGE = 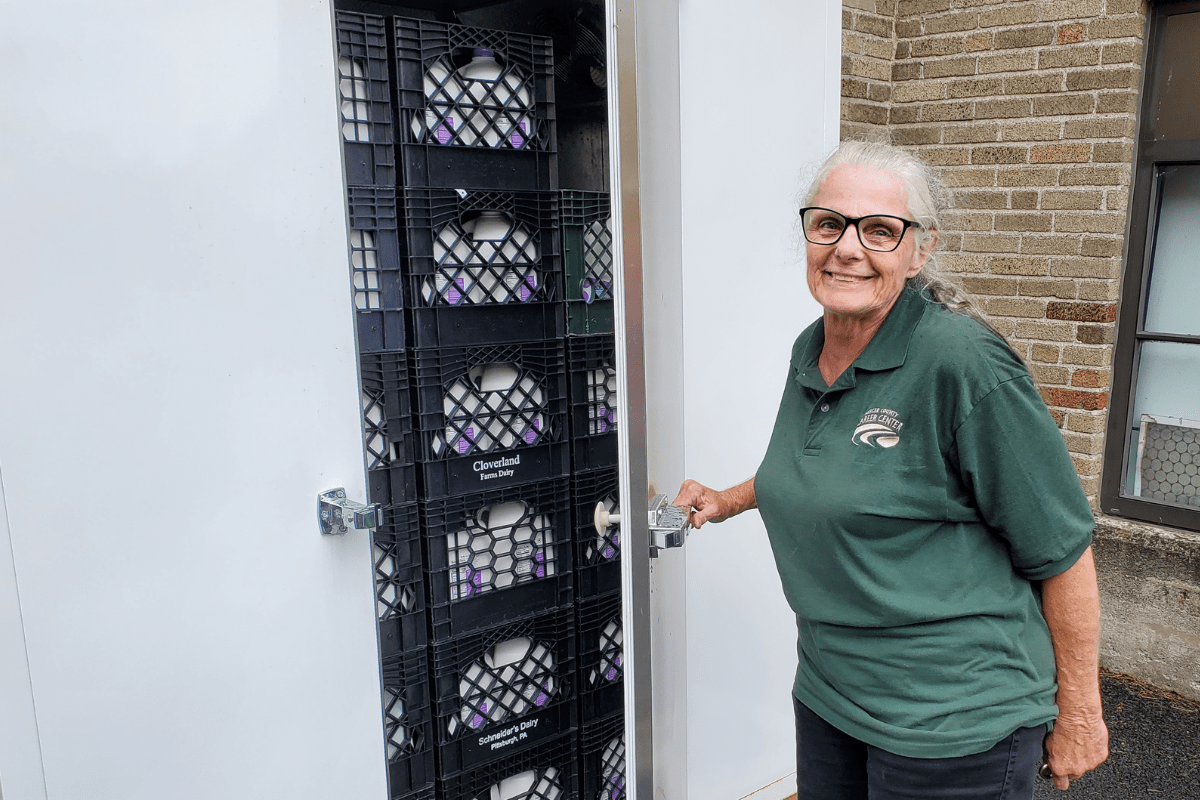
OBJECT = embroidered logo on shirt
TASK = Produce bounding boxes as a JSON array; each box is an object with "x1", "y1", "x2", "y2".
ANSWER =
[{"x1": 852, "y1": 407, "x2": 903, "y2": 448}]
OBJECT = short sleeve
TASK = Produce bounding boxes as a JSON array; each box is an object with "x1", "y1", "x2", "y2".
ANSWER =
[{"x1": 953, "y1": 375, "x2": 1094, "y2": 581}]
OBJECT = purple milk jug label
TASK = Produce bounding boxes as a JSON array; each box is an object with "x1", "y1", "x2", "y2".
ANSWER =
[
  {"x1": 436, "y1": 116, "x2": 455, "y2": 144},
  {"x1": 524, "y1": 429, "x2": 537, "y2": 444},
  {"x1": 510, "y1": 120, "x2": 527, "y2": 149},
  {"x1": 603, "y1": 545, "x2": 615, "y2": 559},
  {"x1": 614, "y1": 655, "x2": 622, "y2": 668},
  {"x1": 598, "y1": 419, "x2": 608, "y2": 433},
  {"x1": 581, "y1": 279, "x2": 594, "y2": 304},
  {"x1": 447, "y1": 276, "x2": 465, "y2": 305},
  {"x1": 606, "y1": 667, "x2": 617, "y2": 681},
  {"x1": 535, "y1": 565, "x2": 545, "y2": 578},
  {"x1": 534, "y1": 691, "x2": 547, "y2": 706},
  {"x1": 519, "y1": 285, "x2": 531, "y2": 302}
]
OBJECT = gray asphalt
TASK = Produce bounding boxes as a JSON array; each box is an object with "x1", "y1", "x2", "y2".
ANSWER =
[{"x1": 1033, "y1": 671, "x2": 1199, "y2": 800}]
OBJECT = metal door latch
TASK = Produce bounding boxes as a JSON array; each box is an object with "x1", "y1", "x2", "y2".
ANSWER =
[
  {"x1": 319, "y1": 488, "x2": 380, "y2": 536},
  {"x1": 594, "y1": 493, "x2": 691, "y2": 558}
]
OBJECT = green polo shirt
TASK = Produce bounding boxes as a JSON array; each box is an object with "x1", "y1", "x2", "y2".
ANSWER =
[{"x1": 755, "y1": 286, "x2": 1094, "y2": 759}]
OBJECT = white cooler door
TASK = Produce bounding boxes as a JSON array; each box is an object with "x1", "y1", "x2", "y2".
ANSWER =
[{"x1": 0, "y1": 3, "x2": 387, "y2": 798}]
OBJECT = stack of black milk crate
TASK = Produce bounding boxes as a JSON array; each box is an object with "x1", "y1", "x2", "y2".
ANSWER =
[{"x1": 334, "y1": 10, "x2": 624, "y2": 800}]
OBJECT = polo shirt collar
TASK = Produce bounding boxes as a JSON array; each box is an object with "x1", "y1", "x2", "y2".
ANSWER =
[{"x1": 794, "y1": 285, "x2": 928, "y2": 392}]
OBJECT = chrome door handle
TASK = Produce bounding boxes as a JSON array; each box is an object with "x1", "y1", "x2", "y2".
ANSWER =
[{"x1": 594, "y1": 493, "x2": 690, "y2": 557}]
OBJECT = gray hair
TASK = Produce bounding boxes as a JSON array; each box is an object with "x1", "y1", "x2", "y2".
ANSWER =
[{"x1": 805, "y1": 140, "x2": 1024, "y2": 360}]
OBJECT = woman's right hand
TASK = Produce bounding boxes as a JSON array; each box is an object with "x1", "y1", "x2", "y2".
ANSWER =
[{"x1": 672, "y1": 477, "x2": 756, "y2": 529}]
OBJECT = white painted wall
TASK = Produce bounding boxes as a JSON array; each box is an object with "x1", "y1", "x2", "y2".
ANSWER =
[{"x1": 679, "y1": 2, "x2": 842, "y2": 799}]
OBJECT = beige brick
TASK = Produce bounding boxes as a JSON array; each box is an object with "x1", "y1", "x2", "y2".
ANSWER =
[
  {"x1": 895, "y1": 19, "x2": 924, "y2": 38},
  {"x1": 995, "y1": 212, "x2": 1054, "y2": 231},
  {"x1": 1004, "y1": 74, "x2": 1066, "y2": 94},
  {"x1": 926, "y1": 11, "x2": 980, "y2": 33},
  {"x1": 843, "y1": 0, "x2": 876, "y2": 12},
  {"x1": 942, "y1": 232, "x2": 965, "y2": 251},
  {"x1": 1063, "y1": 346, "x2": 1112, "y2": 368},
  {"x1": 1038, "y1": 45, "x2": 1102, "y2": 69},
  {"x1": 972, "y1": 146, "x2": 1028, "y2": 165},
  {"x1": 1104, "y1": 0, "x2": 1144, "y2": 12},
  {"x1": 1077, "y1": 279, "x2": 1120, "y2": 300},
  {"x1": 939, "y1": 168, "x2": 998, "y2": 187},
  {"x1": 863, "y1": 37, "x2": 896, "y2": 60},
  {"x1": 964, "y1": 233, "x2": 1023, "y2": 253},
  {"x1": 895, "y1": 40, "x2": 912, "y2": 59},
  {"x1": 1053, "y1": 212, "x2": 1125, "y2": 233},
  {"x1": 1105, "y1": 188, "x2": 1129, "y2": 211},
  {"x1": 1001, "y1": 121, "x2": 1062, "y2": 141},
  {"x1": 1031, "y1": 363, "x2": 1070, "y2": 384},
  {"x1": 940, "y1": 253, "x2": 991, "y2": 273},
  {"x1": 948, "y1": 77, "x2": 1004, "y2": 98},
  {"x1": 977, "y1": 98, "x2": 1034, "y2": 119},
  {"x1": 966, "y1": 32, "x2": 994, "y2": 51},
  {"x1": 1065, "y1": 409, "x2": 1108, "y2": 432},
  {"x1": 897, "y1": 0, "x2": 954, "y2": 17},
  {"x1": 1050, "y1": 256, "x2": 1120, "y2": 278},
  {"x1": 1062, "y1": 118, "x2": 1134, "y2": 139},
  {"x1": 1021, "y1": 235, "x2": 1081, "y2": 255},
  {"x1": 1063, "y1": 431, "x2": 1106, "y2": 455},
  {"x1": 943, "y1": 210, "x2": 995, "y2": 230},
  {"x1": 842, "y1": 78, "x2": 870, "y2": 99},
  {"x1": 960, "y1": 276, "x2": 1019, "y2": 295},
  {"x1": 922, "y1": 101, "x2": 976, "y2": 121},
  {"x1": 1032, "y1": 93, "x2": 1096, "y2": 115},
  {"x1": 997, "y1": 167, "x2": 1059, "y2": 187},
  {"x1": 1088, "y1": 16, "x2": 1145, "y2": 40},
  {"x1": 1076, "y1": 324, "x2": 1115, "y2": 344},
  {"x1": 894, "y1": 81, "x2": 949, "y2": 103},
  {"x1": 856, "y1": 12, "x2": 894, "y2": 37},
  {"x1": 923, "y1": 147, "x2": 972, "y2": 165},
  {"x1": 869, "y1": 82, "x2": 893, "y2": 102},
  {"x1": 990, "y1": 318, "x2": 1018, "y2": 338},
  {"x1": 1096, "y1": 90, "x2": 1138, "y2": 113},
  {"x1": 894, "y1": 126, "x2": 944, "y2": 145},
  {"x1": 1059, "y1": 165, "x2": 1125, "y2": 186},
  {"x1": 980, "y1": 5, "x2": 1039, "y2": 26},
  {"x1": 995, "y1": 25, "x2": 1055, "y2": 49},
  {"x1": 1012, "y1": 190, "x2": 1039, "y2": 209},
  {"x1": 1040, "y1": 0, "x2": 1104, "y2": 21},
  {"x1": 1015, "y1": 320, "x2": 1076, "y2": 341},
  {"x1": 978, "y1": 51, "x2": 1038, "y2": 73},
  {"x1": 990, "y1": 255, "x2": 1051, "y2": 274},
  {"x1": 1031, "y1": 343, "x2": 1062, "y2": 363},
  {"x1": 912, "y1": 35, "x2": 968, "y2": 58},
  {"x1": 945, "y1": 122, "x2": 1001, "y2": 143},
  {"x1": 924, "y1": 56, "x2": 981, "y2": 78},
  {"x1": 846, "y1": 56, "x2": 892, "y2": 82},
  {"x1": 841, "y1": 121, "x2": 878, "y2": 140},
  {"x1": 844, "y1": 102, "x2": 891, "y2": 125},
  {"x1": 1094, "y1": 142, "x2": 1135, "y2": 163},
  {"x1": 1078, "y1": 474, "x2": 1099, "y2": 495},
  {"x1": 1043, "y1": 190, "x2": 1104, "y2": 210},
  {"x1": 1066, "y1": 67, "x2": 1139, "y2": 90},
  {"x1": 890, "y1": 105, "x2": 921, "y2": 124},
  {"x1": 988, "y1": 298, "x2": 1049, "y2": 320},
  {"x1": 877, "y1": 0, "x2": 898, "y2": 13},
  {"x1": 1030, "y1": 143, "x2": 1092, "y2": 163},
  {"x1": 893, "y1": 62, "x2": 923, "y2": 82},
  {"x1": 1019, "y1": 278, "x2": 1079, "y2": 298},
  {"x1": 843, "y1": 32, "x2": 866, "y2": 56},
  {"x1": 1102, "y1": 42, "x2": 1143, "y2": 65},
  {"x1": 955, "y1": 190, "x2": 1009, "y2": 209},
  {"x1": 843, "y1": 7, "x2": 856, "y2": 26}
]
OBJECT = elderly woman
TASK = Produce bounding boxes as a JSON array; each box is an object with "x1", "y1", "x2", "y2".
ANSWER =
[{"x1": 674, "y1": 141, "x2": 1108, "y2": 798}]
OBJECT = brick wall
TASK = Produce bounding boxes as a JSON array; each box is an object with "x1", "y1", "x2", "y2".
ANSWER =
[{"x1": 841, "y1": 0, "x2": 1147, "y2": 498}]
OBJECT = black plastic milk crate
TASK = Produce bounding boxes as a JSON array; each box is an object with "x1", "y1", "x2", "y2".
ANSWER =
[
  {"x1": 430, "y1": 606, "x2": 577, "y2": 773},
  {"x1": 393, "y1": 17, "x2": 557, "y2": 190},
  {"x1": 347, "y1": 188, "x2": 405, "y2": 353},
  {"x1": 374, "y1": 504, "x2": 428, "y2": 658},
  {"x1": 423, "y1": 478, "x2": 573, "y2": 642},
  {"x1": 335, "y1": 12, "x2": 396, "y2": 186},
  {"x1": 382, "y1": 647, "x2": 435, "y2": 798},
  {"x1": 394, "y1": 784, "x2": 435, "y2": 800},
  {"x1": 567, "y1": 336, "x2": 617, "y2": 472},
  {"x1": 413, "y1": 341, "x2": 569, "y2": 497},
  {"x1": 362, "y1": 351, "x2": 417, "y2": 506},
  {"x1": 571, "y1": 468, "x2": 620, "y2": 600},
  {"x1": 576, "y1": 591, "x2": 623, "y2": 723},
  {"x1": 438, "y1": 731, "x2": 579, "y2": 800},
  {"x1": 402, "y1": 188, "x2": 564, "y2": 349},
  {"x1": 561, "y1": 192, "x2": 614, "y2": 337},
  {"x1": 579, "y1": 711, "x2": 625, "y2": 800}
]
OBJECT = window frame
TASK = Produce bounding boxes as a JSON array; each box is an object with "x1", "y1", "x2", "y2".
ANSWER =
[{"x1": 1102, "y1": 0, "x2": 1200, "y2": 529}]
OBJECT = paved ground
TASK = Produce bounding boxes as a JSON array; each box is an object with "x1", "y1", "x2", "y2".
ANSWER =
[{"x1": 1033, "y1": 671, "x2": 1199, "y2": 800}]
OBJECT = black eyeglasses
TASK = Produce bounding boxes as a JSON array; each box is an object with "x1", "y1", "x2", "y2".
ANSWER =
[{"x1": 798, "y1": 206, "x2": 922, "y2": 252}]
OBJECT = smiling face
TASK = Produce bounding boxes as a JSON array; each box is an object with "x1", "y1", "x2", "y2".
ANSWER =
[{"x1": 806, "y1": 163, "x2": 930, "y2": 327}]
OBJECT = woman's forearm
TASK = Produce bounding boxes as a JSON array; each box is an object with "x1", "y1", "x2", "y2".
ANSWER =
[
  {"x1": 672, "y1": 475, "x2": 757, "y2": 528},
  {"x1": 1040, "y1": 545, "x2": 1108, "y2": 789}
]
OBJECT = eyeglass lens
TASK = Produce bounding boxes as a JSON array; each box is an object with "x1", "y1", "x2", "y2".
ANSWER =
[{"x1": 802, "y1": 209, "x2": 908, "y2": 252}]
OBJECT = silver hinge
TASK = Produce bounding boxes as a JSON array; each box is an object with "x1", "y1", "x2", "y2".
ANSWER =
[
  {"x1": 594, "y1": 493, "x2": 691, "y2": 558},
  {"x1": 318, "y1": 488, "x2": 380, "y2": 536}
]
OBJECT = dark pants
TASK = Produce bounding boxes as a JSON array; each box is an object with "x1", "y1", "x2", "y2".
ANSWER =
[{"x1": 794, "y1": 696, "x2": 1045, "y2": 800}]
